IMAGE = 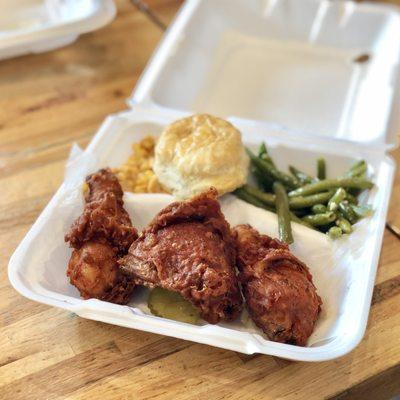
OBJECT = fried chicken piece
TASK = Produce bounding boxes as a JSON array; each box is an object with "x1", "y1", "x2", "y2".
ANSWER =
[
  {"x1": 66, "y1": 168, "x2": 137, "y2": 252},
  {"x1": 66, "y1": 241, "x2": 135, "y2": 303},
  {"x1": 65, "y1": 169, "x2": 138, "y2": 304},
  {"x1": 119, "y1": 188, "x2": 243, "y2": 324},
  {"x1": 233, "y1": 224, "x2": 321, "y2": 346}
]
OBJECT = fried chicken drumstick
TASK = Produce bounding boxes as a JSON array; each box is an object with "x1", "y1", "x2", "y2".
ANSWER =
[
  {"x1": 233, "y1": 224, "x2": 321, "y2": 346},
  {"x1": 119, "y1": 188, "x2": 243, "y2": 324},
  {"x1": 65, "y1": 168, "x2": 138, "y2": 304}
]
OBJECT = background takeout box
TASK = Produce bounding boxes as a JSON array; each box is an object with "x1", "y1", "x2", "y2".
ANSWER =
[{"x1": 0, "y1": 0, "x2": 115, "y2": 60}]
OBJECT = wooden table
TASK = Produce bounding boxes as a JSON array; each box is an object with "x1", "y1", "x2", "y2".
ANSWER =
[{"x1": 1, "y1": 1, "x2": 399, "y2": 399}]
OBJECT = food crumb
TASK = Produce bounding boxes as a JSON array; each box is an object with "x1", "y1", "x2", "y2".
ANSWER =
[{"x1": 353, "y1": 53, "x2": 370, "y2": 63}]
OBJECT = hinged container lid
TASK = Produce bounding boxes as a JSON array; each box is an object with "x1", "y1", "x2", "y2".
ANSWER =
[{"x1": 129, "y1": 0, "x2": 400, "y2": 150}]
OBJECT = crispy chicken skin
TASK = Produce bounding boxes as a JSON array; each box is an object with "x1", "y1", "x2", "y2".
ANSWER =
[
  {"x1": 65, "y1": 168, "x2": 137, "y2": 252},
  {"x1": 119, "y1": 188, "x2": 243, "y2": 324},
  {"x1": 233, "y1": 224, "x2": 321, "y2": 346},
  {"x1": 65, "y1": 169, "x2": 137, "y2": 304},
  {"x1": 66, "y1": 241, "x2": 135, "y2": 304}
]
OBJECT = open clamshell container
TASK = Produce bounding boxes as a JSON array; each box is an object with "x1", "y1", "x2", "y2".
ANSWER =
[
  {"x1": 0, "y1": 0, "x2": 115, "y2": 60},
  {"x1": 9, "y1": 0, "x2": 400, "y2": 361}
]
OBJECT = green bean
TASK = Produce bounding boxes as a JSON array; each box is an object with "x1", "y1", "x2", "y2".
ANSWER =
[
  {"x1": 290, "y1": 212, "x2": 315, "y2": 230},
  {"x1": 289, "y1": 191, "x2": 334, "y2": 209},
  {"x1": 251, "y1": 166, "x2": 274, "y2": 192},
  {"x1": 261, "y1": 153, "x2": 276, "y2": 167},
  {"x1": 288, "y1": 178, "x2": 373, "y2": 197},
  {"x1": 302, "y1": 212, "x2": 336, "y2": 226},
  {"x1": 317, "y1": 158, "x2": 326, "y2": 180},
  {"x1": 328, "y1": 188, "x2": 347, "y2": 211},
  {"x1": 258, "y1": 142, "x2": 267, "y2": 158},
  {"x1": 242, "y1": 184, "x2": 276, "y2": 206},
  {"x1": 244, "y1": 185, "x2": 333, "y2": 210},
  {"x1": 289, "y1": 166, "x2": 314, "y2": 185},
  {"x1": 319, "y1": 223, "x2": 336, "y2": 234},
  {"x1": 348, "y1": 159, "x2": 365, "y2": 171},
  {"x1": 246, "y1": 148, "x2": 299, "y2": 190},
  {"x1": 350, "y1": 160, "x2": 368, "y2": 173},
  {"x1": 336, "y1": 217, "x2": 352, "y2": 234},
  {"x1": 258, "y1": 143, "x2": 276, "y2": 167},
  {"x1": 234, "y1": 188, "x2": 315, "y2": 231},
  {"x1": 328, "y1": 226, "x2": 343, "y2": 239},
  {"x1": 344, "y1": 160, "x2": 367, "y2": 178},
  {"x1": 273, "y1": 182, "x2": 293, "y2": 244},
  {"x1": 239, "y1": 149, "x2": 374, "y2": 240},
  {"x1": 338, "y1": 202, "x2": 358, "y2": 224},
  {"x1": 292, "y1": 208, "x2": 308, "y2": 217},
  {"x1": 350, "y1": 204, "x2": 374, "y2": 218},
  {"x1": 345, "y1": 192, "x2": 358, "y2": 204},
  {"x1": 346, "y1": 167, "x2": 366, "y2": 184},
  {"x1": 348, "y1": 188, "x2": 362, "y2": 197},
  {"x1": 234, "y1": 187, "x2": 263, "y2": 205},
  {"x1": 345, "y1": 160, "x2": 368, "y2": 196},
  {"x1": 233, "y1": 188, "x2": 275, "y2": 212},
  {"x1": 351, "y1": 164, "x2": 367, "y2": 178},
  {"x1": 312, "y1": 204, "x2": 327, "y2": 214}
]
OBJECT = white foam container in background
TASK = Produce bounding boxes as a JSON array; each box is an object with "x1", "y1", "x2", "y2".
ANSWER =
[
  {"x1": 0, "y1": 0, "x2": 116, "y2": 60},
  {"x1": 8, "y1": 0, "x2": 400, "y2": 361}
]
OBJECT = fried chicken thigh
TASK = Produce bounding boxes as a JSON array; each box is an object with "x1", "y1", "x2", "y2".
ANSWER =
[
  {"x1": 65, "y1": 168, "x2": 138, "y2": 304},
  {"x1": 233, "y1": 224, "x2": 321, "y2": 346},
  {"x1": 119, "y1": 188, "x2": 243, "y2": 324}
]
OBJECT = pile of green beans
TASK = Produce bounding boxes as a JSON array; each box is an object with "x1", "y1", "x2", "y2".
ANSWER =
[{"x1": 234, "y1": 144, "x2": 374, "y2": 242}]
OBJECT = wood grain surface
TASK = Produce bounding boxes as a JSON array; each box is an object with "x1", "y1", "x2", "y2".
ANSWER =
[{"x1": 1, "y1": 1, "x2": 399, "y2": 399}]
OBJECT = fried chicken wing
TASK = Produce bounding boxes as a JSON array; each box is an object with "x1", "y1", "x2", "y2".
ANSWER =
[
  {"x1": 233, "y1": 224, "x2": 321, "y2": 346},
  {"x1": 65, "y1": 168, "x2": 136, "y2": 252},
  {"x1": 65, "y1": 168, "x2": 138, "y2": 304},
  {"x1": 119, "y1": 188, "x2": 243, "y2": 324}
]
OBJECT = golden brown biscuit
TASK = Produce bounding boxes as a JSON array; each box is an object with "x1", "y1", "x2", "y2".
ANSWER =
[{"x1": 153, "y1": 114, "x2": 249, "y2": 198}]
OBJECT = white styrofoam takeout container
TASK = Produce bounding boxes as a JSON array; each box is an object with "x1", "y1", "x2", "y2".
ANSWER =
[
  {"x1": 0, "y1": 0, "x2": 115, "y2": 60},
  {"x1": 8, "y1": 0, "x2": 400, "y2": 361}
]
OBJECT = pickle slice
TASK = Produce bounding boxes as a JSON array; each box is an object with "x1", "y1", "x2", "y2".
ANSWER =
[{"x1": 148, "y1": 288, "x2": 199, "y2": 324}]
